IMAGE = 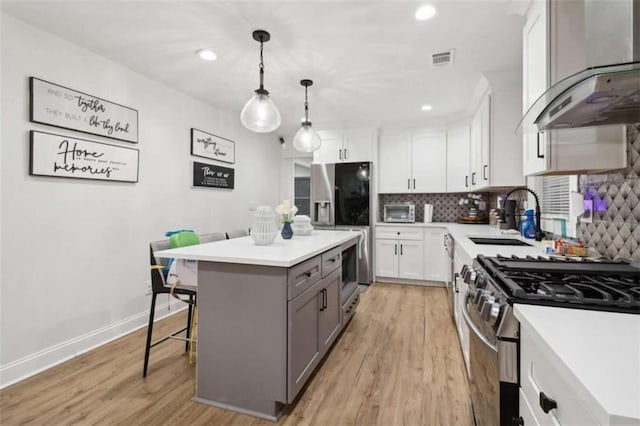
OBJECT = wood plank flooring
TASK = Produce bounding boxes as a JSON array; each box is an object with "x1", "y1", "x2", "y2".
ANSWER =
[{"x1": 0, "y1": 284, "x2": 471, "y2": 425}]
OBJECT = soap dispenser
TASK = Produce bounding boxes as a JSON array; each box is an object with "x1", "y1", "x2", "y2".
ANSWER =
[{"x1": 519, "y1": 209, "x2": 536, "y2": 239}]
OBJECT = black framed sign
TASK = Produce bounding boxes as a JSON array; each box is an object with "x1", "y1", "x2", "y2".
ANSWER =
[
  {"x1": 190, "y1": 128, "x2": 235, "y2": 164},
  {"x1": 30, "y1": 77, "x2": 139, "y2": 143},
  {"x1": 30, "y1": 131, "x2": 140, "y2": 183},
  {"x1": 192, "y1": 161, "x2": 234, "y2": 189}
]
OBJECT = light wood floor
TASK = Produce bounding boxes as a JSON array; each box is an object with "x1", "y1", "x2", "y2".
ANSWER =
[{"x1": 0, "y1": 284, "x2": 471, "y2": 425}]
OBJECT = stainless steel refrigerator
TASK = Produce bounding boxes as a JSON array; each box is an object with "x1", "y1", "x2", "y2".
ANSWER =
[{"x1": 311, "y1": 162, "x2": 372, "y2": 284}]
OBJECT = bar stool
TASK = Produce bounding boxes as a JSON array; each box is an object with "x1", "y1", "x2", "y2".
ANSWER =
[{"x1": 144, "y1": 239, "x2": 197, "y2": 377}]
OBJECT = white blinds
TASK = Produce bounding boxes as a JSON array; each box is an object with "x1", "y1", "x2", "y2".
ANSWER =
[{"x1": 541, "y1": 176, "x2": 571, "y2": 215}]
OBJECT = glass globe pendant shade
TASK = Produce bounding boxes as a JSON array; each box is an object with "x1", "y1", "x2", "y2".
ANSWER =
[
  {"x1": 240, "y1": 92, "x2": 281, "y2": 133},
  {"x1": 292, "y1": 123, "x2": 321, "y2": 152}
]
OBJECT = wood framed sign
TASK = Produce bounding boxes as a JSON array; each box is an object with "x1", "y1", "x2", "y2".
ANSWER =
[
  {"x1": 192, "y1": 161, "x2": 234, "y2": 189},
  {"x1": 30, "y1": 77, "x2": 139, "y2": 143},
  {"x1": 191, "y1": 128, "x2": 235, "y2": 164},
  {"x1": 30, "y1": 131, "x2": 140, "y2": 183}
]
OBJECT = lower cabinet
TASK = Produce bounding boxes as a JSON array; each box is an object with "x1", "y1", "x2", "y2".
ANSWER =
[
  {"x1": 397, "y1": 240, "x2": 424, "y2": 280},
  {"x1": 319, "y1": 269, "x2": 342, "y2": 351},
  {"x1": 423, "y1": 228, "x2": 449, "y2": 282},
  {"x1": 519, "y1": 318, "x2": 598, "y2": 425},
  {"x1": 375, "y1": 238, "x2": 424, "y2": 280},
  {"x1": 287, "y1": 268, "x2": 342, "y2": 401},
  {"x1": 375, "y1": 226, "x2": 425, "y2": 281}
]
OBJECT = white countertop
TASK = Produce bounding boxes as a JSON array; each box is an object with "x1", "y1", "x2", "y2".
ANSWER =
[
  {"x1": 154, "y1": 230, "x2": 360, "y2": 267},
  {"x1": 514, "y1": 304, "x2": 640, "y2": 425},
  {"x1": 376, "y1": 222, "x2": 545, "y2": 260}
]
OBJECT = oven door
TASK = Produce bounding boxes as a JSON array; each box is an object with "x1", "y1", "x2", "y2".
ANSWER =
[{"x1": 462, "y1": 292, "x2": 518, "y2": 426}]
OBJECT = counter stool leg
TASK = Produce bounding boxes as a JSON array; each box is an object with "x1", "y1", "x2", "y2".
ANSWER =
[
  {"x1": 185, "y1": 294, "x2": 193, "y2": 352},
  {"x1": 143, "y1": 292, "x2": 157, "y2": 378}
]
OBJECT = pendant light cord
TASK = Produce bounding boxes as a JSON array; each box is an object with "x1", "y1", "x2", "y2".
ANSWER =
[
  {"x1": 304, "y1": 85, "x2": 309, "y2": 121},
  {"x1": 259, "y1": 38, "x2": 265, "y2": 90}
]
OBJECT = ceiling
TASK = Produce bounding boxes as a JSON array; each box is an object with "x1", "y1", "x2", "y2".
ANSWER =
[{"x1": 1, "y1": 1, "x2": 525, "y2": 137}]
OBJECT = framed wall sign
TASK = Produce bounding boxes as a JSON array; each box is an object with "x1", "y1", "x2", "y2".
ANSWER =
[
  {"x1": 191, "y1": 128, "x2": 235, "y2": 164},
  {"x1": 30, "y1": 131, "x2": 139, "y2": 183},
  {"x1": 192, "y1": 161, "x2": 234, "y2": 189},
  {"x1": 30, "y1": 77, "x2": 139, "y2": 143}
]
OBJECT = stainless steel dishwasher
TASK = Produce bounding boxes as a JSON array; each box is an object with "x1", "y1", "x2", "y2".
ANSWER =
[{"x1": 443, "y1": 233, "x2": 455, "y2": 320}]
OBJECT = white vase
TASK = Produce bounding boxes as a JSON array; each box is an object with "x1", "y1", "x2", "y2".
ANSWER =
[{"x1": 250, "y1": 206, "x2": 278, "y2": 245}]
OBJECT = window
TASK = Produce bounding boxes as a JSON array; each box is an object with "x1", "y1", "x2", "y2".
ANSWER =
[
  {"x1": 294, "y1": 177, "x2": 311, "y2": 216},
  {"x1": 530, "y1": 175, "x2": 579, "y2": 238}
]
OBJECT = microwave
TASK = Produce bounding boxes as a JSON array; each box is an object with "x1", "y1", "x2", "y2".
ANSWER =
[{"x1": 383, "y1": 203, "x2": 415, "y2": 223}]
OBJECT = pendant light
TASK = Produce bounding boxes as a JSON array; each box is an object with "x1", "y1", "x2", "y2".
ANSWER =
[
  {"x1": 292, "y1": 79, "x2": 321, "y2": 152},
  {"x1": 240, "y1": 30, "x2": 281, "y2": 133}
]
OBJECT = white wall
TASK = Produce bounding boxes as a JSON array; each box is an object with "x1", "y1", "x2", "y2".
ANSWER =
[{"x1": 0, "y1": 14, "x2": 281, "y2": 387}]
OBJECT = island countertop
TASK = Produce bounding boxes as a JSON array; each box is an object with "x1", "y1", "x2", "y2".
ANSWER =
[{"x1": 154, "y1": 230, "x2": 361, "y2": 267}]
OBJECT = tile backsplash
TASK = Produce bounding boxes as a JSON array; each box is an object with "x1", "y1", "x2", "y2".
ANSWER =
[
  {"x1": 577, "y1": 124, "x2": 640, "y2": 260},
  {"x1": 378, "y1": 193, "x2": 490, "y2": 223}
]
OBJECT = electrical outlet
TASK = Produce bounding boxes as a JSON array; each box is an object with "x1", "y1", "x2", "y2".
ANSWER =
[
  {"x1": 581, "y1": 199, "x2": 594, "y2": 224},
  {"x1": 145, "y1": 280, "x2": 152, "y2": 295}
]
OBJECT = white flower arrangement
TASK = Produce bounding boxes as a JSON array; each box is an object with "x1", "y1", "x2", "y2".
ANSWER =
[
  {"x1": 275, "y1": 200, "x2": 298, "y2": 224},
  {"x1": 458, "y1": 193, "x2": 483, "y2": 210}
]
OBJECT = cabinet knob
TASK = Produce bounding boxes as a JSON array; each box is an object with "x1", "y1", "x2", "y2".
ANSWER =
[
  {"x1": 539, "y1": 392, "x2": 557, "y2": 414},
  {"x1": 511, "y1": 416, "x2": 524, "y2": 426}
]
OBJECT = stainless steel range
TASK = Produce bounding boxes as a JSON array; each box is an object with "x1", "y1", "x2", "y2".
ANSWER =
[{"x1": 462, "y1": 255, "x2": 640, "y2": 426}]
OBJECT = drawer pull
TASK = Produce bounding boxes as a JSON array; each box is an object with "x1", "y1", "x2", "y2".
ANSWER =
[
  {"x1": 539, "y1": 392, "x2": 557, "y2": 414},
  {"x1": 305, "y1": 271, "x2": 313, "y2": 278},
  {"x1": 329, "y1": 256, "x2": 339, "y2": 263}
]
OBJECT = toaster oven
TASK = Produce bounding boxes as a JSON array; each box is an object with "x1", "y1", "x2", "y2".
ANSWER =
[{"x1": 383, "y1": 203, "x2": 415, "y2": 223}]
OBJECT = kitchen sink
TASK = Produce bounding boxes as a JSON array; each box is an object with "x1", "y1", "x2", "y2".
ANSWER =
[{"x1": 468, "y1": 237, "x2": 533, "y2": 247}]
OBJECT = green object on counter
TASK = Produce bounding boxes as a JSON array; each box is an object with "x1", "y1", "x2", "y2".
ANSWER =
[{"x1": 559, "y1": 218, "x2": 567, "y2": 238}]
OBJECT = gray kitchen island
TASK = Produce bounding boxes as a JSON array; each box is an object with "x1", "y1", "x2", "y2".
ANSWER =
[{"x1": 155, "y1": 230, "x2": 361, "y2": 420}]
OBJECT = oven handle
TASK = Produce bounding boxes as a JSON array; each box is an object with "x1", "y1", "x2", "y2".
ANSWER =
[{"x1": 461, "y1": 291, "x2": 498, "y2": 353}]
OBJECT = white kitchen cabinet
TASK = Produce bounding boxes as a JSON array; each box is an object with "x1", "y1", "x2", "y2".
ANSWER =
[
  {"x1": 469, "y1": 93, "x2": 492, "y2": 190},
  {"x1": 397, "y1": 240, "x2": 424, "y2": 280},
  {"x1": 411, "y1": 131, "x2": 447, "y2": 193},
  {"x1": 521, "y1": 0, "x2": 626, "y2": 176},
  {"x1": 375, "y1": 226, "x2": 424, "y2": 281},
  {"x1": 423, "y1": 228, "x2": 449, "y2": 282},
  {"x1": 313, "y1": 128, "x2": 376, "y2": 164},
  {"x1": 446, "y1": 125, "x2": 471, "y2": 192},
  {"x1": 450, "y1": 70, "x2": 524, "y2": 193},
  {"x1": 522, "y1": 0, "x2": 549, "y2": 176},
  {"x1": 519, "y1": 314, "x2": 599, "y2": 426},
  {"x1": 378, "y1": 132, "x2": 412, "y2": 193},
  {"x1": 375, "y1": 239, "x2": 399, "y2": 278},
  {"x1": 378, "y1": 129, "x2": 447, "y2": 194}
]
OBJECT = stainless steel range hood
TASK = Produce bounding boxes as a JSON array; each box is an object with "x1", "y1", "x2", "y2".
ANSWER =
[{"x1": 517, "y1": 0, "x2": 640, "y2": 134}]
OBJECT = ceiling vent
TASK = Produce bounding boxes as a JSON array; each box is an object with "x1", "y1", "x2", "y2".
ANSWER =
[{"x1": 431, "y1": 49, "x2": 455, "y2": 67}]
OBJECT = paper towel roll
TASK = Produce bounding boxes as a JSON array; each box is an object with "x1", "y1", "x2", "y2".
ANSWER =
[{"x1": 424, "y1": 204, "x2": 433, "y2": 223}]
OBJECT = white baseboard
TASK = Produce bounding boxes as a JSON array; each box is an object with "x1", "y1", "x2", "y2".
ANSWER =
[{"x1": 0, "y1": 298, "x2": 187, "y2": 389}]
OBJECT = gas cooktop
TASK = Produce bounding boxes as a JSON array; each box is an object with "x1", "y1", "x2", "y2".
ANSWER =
[{"x1": 476, "y1": 255, "x2": 640, "y2": 314}]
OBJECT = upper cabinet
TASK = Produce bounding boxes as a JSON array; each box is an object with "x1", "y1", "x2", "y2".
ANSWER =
[
  {"x1": 312, "y1": 128, "x2": 376, "y2": 164},
  {"x1": 469, "y1": 94, "x2": 492, "y2": 191},
  {"x1": 522, "y1": 0, "x2": 549, "y2": 175},
  {"x1": 446, "y1": 125, "x2": 471, "y2": 192},
  {"x1": 521, "y1": 0, "x2": 627, "y2": 176},
  {"x1": 379, "y1": 129, "x2": 447, "y2": 194},
  {"x1": 447, "y1": 70, "x2": 525, "y2": 193}
]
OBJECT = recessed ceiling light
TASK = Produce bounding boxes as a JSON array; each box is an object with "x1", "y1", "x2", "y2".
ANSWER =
[
  {"x1": 415, "y1": 5, "x2": 437, "y2": 21},
  {"x1": 421, "y1": 104, "x2": 433, "y2": 111},
  {"x1": 196, "y1": 49, "x2": 217, "y2": 61}
]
